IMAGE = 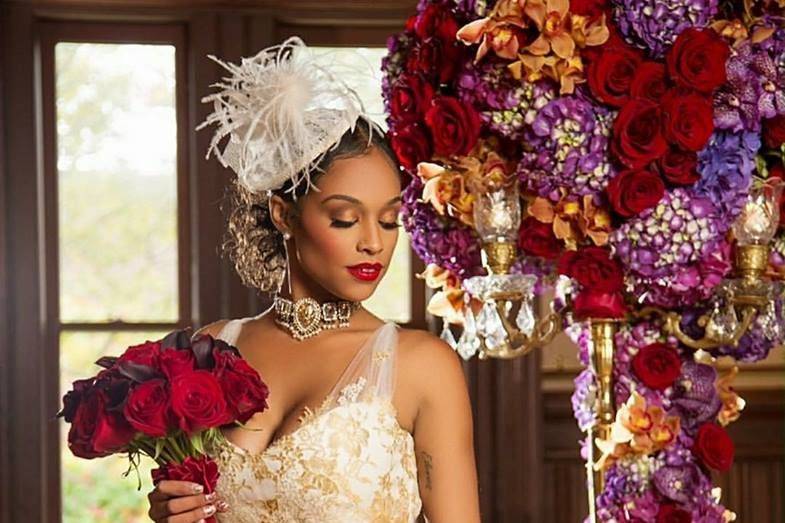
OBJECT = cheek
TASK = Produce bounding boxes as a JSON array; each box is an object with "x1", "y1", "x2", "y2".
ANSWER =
[{"x1": 297, "y1": 217, "x2": 354, "y2": 268}]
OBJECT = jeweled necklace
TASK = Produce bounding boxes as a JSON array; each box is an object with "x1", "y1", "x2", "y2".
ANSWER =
[{"x1": 273, "y1": 295, "x2": 360, "y2": 340}]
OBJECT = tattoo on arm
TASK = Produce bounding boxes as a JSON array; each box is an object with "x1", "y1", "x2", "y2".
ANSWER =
[{"x1": 419, "y1": 451, "x2": 434, "y2": 490}]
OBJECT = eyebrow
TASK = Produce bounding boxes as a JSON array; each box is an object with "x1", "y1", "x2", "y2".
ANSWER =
[{"x1": 321, "y1": 195, "x2": 402, "y2": 206}]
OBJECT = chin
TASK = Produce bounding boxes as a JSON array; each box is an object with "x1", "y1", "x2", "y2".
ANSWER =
[{"x1": 319, "y1": 272, "x2": 382, "y2": 303}]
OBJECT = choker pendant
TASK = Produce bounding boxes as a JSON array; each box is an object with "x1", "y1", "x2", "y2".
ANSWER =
[{"x1": 273, "y1": 296, "x2": 360, "y2": 340}]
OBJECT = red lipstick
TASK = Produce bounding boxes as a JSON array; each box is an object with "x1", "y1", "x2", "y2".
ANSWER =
[{"x1": 347, "y1": 262, "x2": 383, "y2": 282}]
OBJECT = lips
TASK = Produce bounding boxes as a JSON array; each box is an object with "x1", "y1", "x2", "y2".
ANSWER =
[{"x1": 347, "y1": 262, "x2": 383, "y2": 282}]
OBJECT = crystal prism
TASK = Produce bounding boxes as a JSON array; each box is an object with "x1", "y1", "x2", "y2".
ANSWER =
[
  {"x1": 440, "y1": 323, "x2": 457, "y2": 349},
  {"x1": 516, "y1": 301, "x2": 535, "y2": 337}
]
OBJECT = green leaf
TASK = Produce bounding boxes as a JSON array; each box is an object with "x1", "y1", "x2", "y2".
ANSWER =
[
  {"x1": 154, "y1": 439, "x2": 164, "y2": 461},
  {"x1": 190, "y1": 433, "x2": 205, "y2": 456}
]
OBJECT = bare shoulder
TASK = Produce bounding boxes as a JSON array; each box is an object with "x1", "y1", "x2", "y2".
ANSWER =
[
  {"x1": 193, "y1": 319, "x2": 231, "y2": 339},
  {"x1": 396, "y1": 327, "x2": 466, "y2": 397}
]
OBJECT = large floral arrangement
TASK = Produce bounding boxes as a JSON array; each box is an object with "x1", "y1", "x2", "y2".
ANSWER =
[{"x1": 383, "y1": 0, "x2": 785, "y2": 520}]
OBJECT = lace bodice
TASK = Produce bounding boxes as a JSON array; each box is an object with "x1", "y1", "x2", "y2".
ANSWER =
[{"x1": 210, "y1": 318, "x2": 422, "y2": 522}]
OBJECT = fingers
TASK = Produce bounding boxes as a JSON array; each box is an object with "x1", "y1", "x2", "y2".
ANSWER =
[
  {"x1": 152, "y1": 480, "x2": 205, "y2": 498},
  {"x1": 160, "y1": 502, "x2": 217, "y2": 523}
]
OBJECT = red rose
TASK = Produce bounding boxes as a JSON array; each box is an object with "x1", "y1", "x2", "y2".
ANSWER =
[
  {"x1": 406, "y1": 38, "x2": 461, "y2": 84},
  {"x1": 118, "y1": 340, "x2": 161, "y2": 369},
  {"x1": 413, "y1": 4, "x2": 459, "y2": 43},
  {"x1": 661, "y1": 90, "x2": 714, "y2": 152},
  {"x1": 612, "y1": 99, "x2": 668, "y2": 168},
  {"x1": 572, "y1": 289, "x2": 627, "y2": 320},
  {"x1": 391, "y1": 123, "x2": 432, "y2": 172},
  {"x1": 764, "y1": 115, "x2": 785, "y2": 149},
  {"x1": 666, "y1": 28, "x2": 730, "y2": 93},
  {"x1": 656, "y1": 504, "x2": 691, "y2": 523},
  {"x1": 518, "y1": 217, "x2": 561, "y2": 259},
  {"x1": 124, "y1": 379, "x2": 172, "y2": 437},
  {"x1": 694, "y1": 423, "x2": 735, "y2": 472},
  {"x1": 215, "y1": 354, "x2": 269, "y2": 424},
  {"x1": 424, "y1": 96, "x2": 481, "y2": 157},
  {"x1": 659, "y1": 148, "x2": 699, "y2": 186},
  {"x1": 68, "y1": 389, "x2": 135, "y2": 458},
  {"x1": 606, "y1": 169, "x2": 665, "y2": 217},
  {"x1": 58, "y1": 377, "x2": 95, "y2": 423},
  {"x1": 152, "y1": 455, "x2": 221, "y2": 522},
  {"x1": 390, "y1": 74, "x2": 435, "y2": 122},
  {"x1": 587, "y1": 45, "x2": 642, "y2": 107},
  {"x1": 630, "y1": 61, "x2": 669, "y2": 102},
  {"x1": 632, "y1": 343, "x2": 682, "y2": 390},
  {"x1": 558, "y1": 246, "x2": 624, "y2": 292},
  {"x1": 159, "y1": 348, "x2": 195, "y2": 379},
  {"x1": 170, "y1": 370, "x2": 231, "y2": 434}
]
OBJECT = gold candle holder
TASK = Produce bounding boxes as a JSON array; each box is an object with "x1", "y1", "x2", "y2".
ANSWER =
[{"x1": 586, "y1": 318, "x2": 619, "y2": 522}]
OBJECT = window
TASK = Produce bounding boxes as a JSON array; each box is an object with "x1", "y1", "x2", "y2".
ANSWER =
[{"x1": 45, "y1": 30, "x2": 188, "y2": 522}]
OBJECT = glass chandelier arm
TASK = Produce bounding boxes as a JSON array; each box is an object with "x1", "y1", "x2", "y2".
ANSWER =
[
  {"x1": 479, "y1": 300, "x2": 563, "y2": 359},
  {"x1": 635, "y1": 305, "x2": 759, "y2": 350}
]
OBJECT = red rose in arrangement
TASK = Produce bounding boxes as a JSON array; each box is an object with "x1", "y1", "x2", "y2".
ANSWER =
[
  {"x1": 518, "y1": 217, "x2": 561, "y2": 259},
  {"x1": 407, "y1": 38, "x2": 461, "y2": 84},
  {"x1": 391, "y1": 123, "x2": 433, "y2": 171},
  {"x1": 764, "y1": 115, "x2": 785, "y2": 149},
  {"x1": 630, "y1": 61, "x2": 669, "y2": 102},
  {"x1": 656, "y1": 504, "x2": 692, "y2": 523},
  {"x1": 612, "y1": 99, "x2": 668, "y2": 168},
  {"x1": 558, "y1": 246, "x2": 624, "y2": 293},
  {"x1": 632, "y1": 343, "x2": 682, "y2": 390},
  {"x1": 587, "y1": 44, "x2": 642, "y2": 107},
  {"x1": 118, "y1": 340, "x2": 162, "y2": 369},
  {"x1": 69, "y1": 389, "x2": 135, "y2": 458},
  {"x1": 215, "y1": 356, "x2": 270, "y2": 424},
  {"x1": 413, "y1": 3, "x2": 459, "y2": 42},
  {"x1": 666, "y1": 28, "x2": 729, "y2": 93},
  {"x1": 425, "y1": 96, "x2": 481, "y2": 157},
  {"x1": 170, "y1": 370, "x2": 232, "y2": 434},
  {"x1": 390, "y1": 73, "x2": 435, "y2": 122},
  {"x1": 569, "y1": 0, "x2": 609, "y2": 18},
  {"x1": 572, "y1": 289, "x2": 627, "y2": 320},
  {"x1": 124, "y1": 379, "x2": 172, "y2": 437},
  {"x1": 694, "y1": 423, "x2": 735, "y2": 472},
  {"x1": 606, "y1": 168, "x2": 665, "y2": 217},
  {"x1": 659, "y1": 148, "x2": 699, "y2": 186},
  {"x1": 661, "y1": 90, "x2": 714, "y2": 152},
  {"x1": 159, "y1": 348, "x2": 196, "y2": 379}
]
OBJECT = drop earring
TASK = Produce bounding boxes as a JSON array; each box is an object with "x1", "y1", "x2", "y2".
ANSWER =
[{"x1": 282, "y1": 231, "x2": 293, "y2": 296}]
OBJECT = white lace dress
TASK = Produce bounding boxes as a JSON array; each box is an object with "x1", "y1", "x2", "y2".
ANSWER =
[{"x1": 209, "y1": 319, "x2": 422, "y2": 522}]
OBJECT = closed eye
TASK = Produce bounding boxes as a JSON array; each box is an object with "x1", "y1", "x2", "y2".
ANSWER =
[
  {"x1": 380, "y1": 221, "x2": 401, "y2": 230},
  {"x1": 330, "y1": 219, "x2": 358, "y2": 228}
]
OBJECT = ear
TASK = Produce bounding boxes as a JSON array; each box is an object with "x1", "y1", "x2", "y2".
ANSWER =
[{"x1": 269, "y1": 193, "x2": 295, "y2": 237}]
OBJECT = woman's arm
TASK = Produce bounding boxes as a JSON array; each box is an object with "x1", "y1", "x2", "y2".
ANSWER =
[{"x1": 407, "y1": 332, "x2": 481, "y2": 523}]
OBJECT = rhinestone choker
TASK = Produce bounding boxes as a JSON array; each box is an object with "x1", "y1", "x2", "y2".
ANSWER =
[{"x1": 273, "y1": 296, "x2": 360, "y2": 340}]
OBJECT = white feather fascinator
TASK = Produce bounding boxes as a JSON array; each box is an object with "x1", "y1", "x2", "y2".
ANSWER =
[{"x1": 198, "y1": 37, "x2": 366, "y2": 195}]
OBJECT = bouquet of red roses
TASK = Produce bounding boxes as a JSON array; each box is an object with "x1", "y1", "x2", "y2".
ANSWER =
[{"x1": 58, "y1": 329, "x2": 268, "y2": 520}]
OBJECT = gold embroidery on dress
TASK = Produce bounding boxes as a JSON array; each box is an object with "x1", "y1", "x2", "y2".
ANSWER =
[{"x1": 209, "y1": 323, "x2": 421, "y2": 523}]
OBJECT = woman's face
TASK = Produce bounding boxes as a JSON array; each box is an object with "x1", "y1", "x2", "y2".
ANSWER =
[{"x1": 284, "y1": 146, "x2": 402, "y2": 303}]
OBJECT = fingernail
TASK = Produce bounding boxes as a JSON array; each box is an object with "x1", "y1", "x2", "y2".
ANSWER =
[
  {"x1": 204, "y1": 505, "x2": 216, "y2": 517},
  {"x1": 216, "y1": 500, "x2": 230, "y2": 512},
  {"x1": 197, "y1": 520, "x2": 205, "y2": 523},
  {"x1": 205, "y1": 492, "x2": 217, "y2": 502},
  {"x1": 191, "y1": 483, "x2": 204, "y2": 493}
]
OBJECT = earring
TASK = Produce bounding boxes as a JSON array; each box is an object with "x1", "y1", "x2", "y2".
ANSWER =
[{"x1": 282, "y1": 231, "x2": 293, "y2": 295}]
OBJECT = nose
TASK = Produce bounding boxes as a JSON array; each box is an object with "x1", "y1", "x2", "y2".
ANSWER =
[{"x1": 357, "y1": 220, "x2": 383, "y2": 255}]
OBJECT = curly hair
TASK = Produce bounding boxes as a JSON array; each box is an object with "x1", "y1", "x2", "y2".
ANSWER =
[{"x1": 222, "y1": 117, "x2": 396, "y2": 294}]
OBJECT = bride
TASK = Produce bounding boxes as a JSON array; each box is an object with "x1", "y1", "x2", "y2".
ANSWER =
[{"x1": 146, "y1": 38, "x2": 481, "y2": 522}]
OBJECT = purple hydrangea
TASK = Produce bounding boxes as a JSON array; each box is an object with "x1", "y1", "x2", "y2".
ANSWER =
[
  {"x1": 612, "y1": 0, "x2": 719, "y2": 58},
  {"x1": 457, "y1": 60, "x2": 556, "y2": 140},
  {"x1": 611, "y1": 188, "x2": 732, "y2": 308},
  {"x1": 669, "y1": 361, "x2": 722, "y2": 433},
  {"x1": 715, "y1": 39, "x2": 785, "y2": 132},
  {"x1": 516, "y1": 94, "x2": 616, "y2": 200},
  {"x1": 417, "y1": 0, "x2": 491, "y2": 20},
  {"x1": 572, "y1": 368, "x2": 597, "y2": 432},
  {"x1": 400, "y1": 178, "x2": 483, "y2": 278},
  {"x1": 695, "y1": 130, "x2": 760, "y2": 224},
  {"x1": 598, "y1": 459, "x2": 661, "y2": 521}
]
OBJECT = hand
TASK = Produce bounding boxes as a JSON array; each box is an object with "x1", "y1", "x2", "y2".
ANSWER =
[{"x1": 147, "y1": 480, "x2": 228, "y2": 522}]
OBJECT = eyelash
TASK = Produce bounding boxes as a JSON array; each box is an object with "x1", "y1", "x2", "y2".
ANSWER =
[{"x1": 330, "y1": 219, "x2": 400, "y2": 230}]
